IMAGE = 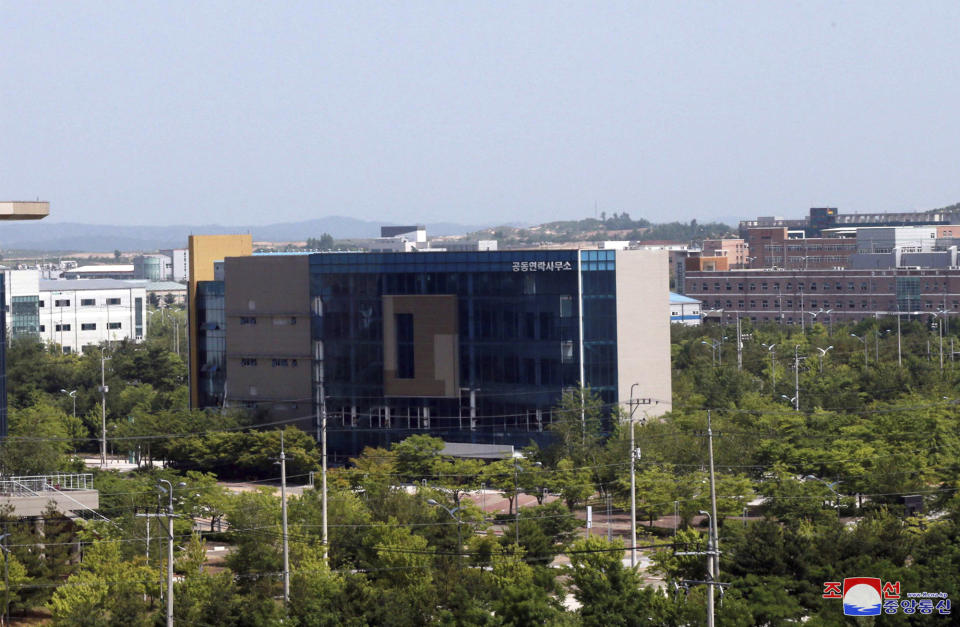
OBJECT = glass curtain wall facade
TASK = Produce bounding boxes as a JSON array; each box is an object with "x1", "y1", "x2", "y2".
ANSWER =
[
  {"x1": 195, "y1": 281, "x2": 226, "y2": 409},
  {"x1": 10, "y1": 295, "x2": 39, "y2": 339},
  {"x1": 309, "y1": 250, "x2": 620, "y2": 452}
]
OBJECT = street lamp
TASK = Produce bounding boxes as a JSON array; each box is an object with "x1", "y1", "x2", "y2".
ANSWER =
[
  {"x1": 427, "y1": 499, "x2": 463, "y2": 567},
  {"x1": 762, "y1": 343, "x2": 777, "y2": 392},
  {"x1": 0, "y1": 533, "x2": 8, "y2": 627},
  {"x1": 932, "y1": 309, "x2": 949, "y2": 372},
  {"x1": 700, "y1": 340, "x2": 716, "y2": 366},
  {"x1": 701, "y1": 339, "x2": 723, "y2": 366},
  {"x1": 60, "y1": 389, "x2": 77, "y2": 419},
  {"x1": 850, "y1": 333, "x2": 868, "y2": 367},
  {"x1": 816, "y1": 346, "x2": 833, "y2": 373},
  {"x1": 804, "y1": 475, "x2": 840, "y2": 511},
  {"x1": 512, "y1": 461, "x2": 541, "y2": 547},
  {"x1": 781, "y1": 394, "x2": 798, "y2": 411},
  {"x1": 99, "y1": 348, "x2": 112, "y2": 467},
  {"x1": 793, "y1": 344, "x2": 802, "y2": 411},
  {"x1": 698, "y1": 510, "x2": 717, "y2": 627},
  {"x1": 158, "y1": 479, "x2": 186, "y2": 627}
]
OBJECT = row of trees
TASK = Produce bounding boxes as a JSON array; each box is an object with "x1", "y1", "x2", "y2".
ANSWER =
[
  {"x1": 1, "y1": 311, "x2": 959, "y2": 622},
  {"x1": 16, "y1": 425, "x2": 959, "y2": 625}
]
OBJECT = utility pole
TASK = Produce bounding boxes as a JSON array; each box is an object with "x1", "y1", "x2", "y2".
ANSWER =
[
  {"x1": 0, "y1": 531, "x2": 9, "y2": 627},
  {"x1": 314, "y1": 344, "x2": 329, "y2": 561},
  {"x1": 321, "y1": 388, "x2": 328, "y2": 561},
  {"x1": 736, "y1": 316, "x2": 742, "y2": 371},
  {"x1": 513, "y1": 462, "x2": 521, "y2": 546},
  {"x1": 875, "y1": 327, "x2": 879, "y2": 363},
  {"x1": 280, "y1": 432, "x2": 290, "y2": 605},
  {"x1": 707, "y1": 410, "x2": 720, "y2": 599},
  {"x1": 100, "y1": 348, "x2": 111, "y2": 467},
  {"x1": 626, "y1": 388, "x2": 652, "y2": 569},
  {"x1": 764, "y1": 344, "x2": 776, "y2": 393},
  {"x1": 606, "y1": 494, "x2": 612, "y2": 541},
  {"x1": 628, "y1": 384, "x2": 638, "y2": 568},
  {"x1": 897, "y1": 311, "x2": 902, "y2": 367},
  {"x1": 936, "y1": 310, "x2": 946, "y2": 372},
  {"x1": 704, "y1": 509, "x2": 715, "y2": 627},
  {"x1": 157, "y1": 479, "x2": 178, "y2": 627},
  {"x1": 793, "y1": 345, "x2": 800, "y2": 412},
  {"x1": 800, "y1": 288, "x2": 805, "y2": 333},
  {"x1": 135, "y1": 511, "x2": 164, "y2": 562}
]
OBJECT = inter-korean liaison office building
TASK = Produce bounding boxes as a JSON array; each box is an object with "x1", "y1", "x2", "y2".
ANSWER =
[{"x1": 192, "y1": 246, "x2": 671, "y2": 458}]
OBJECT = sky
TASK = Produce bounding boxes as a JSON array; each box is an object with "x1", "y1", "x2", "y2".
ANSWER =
[{"x1": 2, "y1": 1, "x2": 960, "y2": 227}]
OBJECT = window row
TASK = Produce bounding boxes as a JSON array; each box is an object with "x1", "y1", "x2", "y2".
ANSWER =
[
  {"x1": 238, "y1": 316, "x2": 298, "y2": 326},
  {"x1": 239, "y1": 358, "x2": 299, "y2": 367},
  {"x1": 41, "y1": 322, "x2": 122, "y2": 332},
  {"x1": 40, "y1": 297, "x2": 123, "y2": 308},
  {"x1": 698, "y1": 280, "x2": 873, "y2": 292}
]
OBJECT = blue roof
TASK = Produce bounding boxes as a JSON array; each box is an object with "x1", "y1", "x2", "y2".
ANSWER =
[{"x1": 670, "y1": 292, "x2": 701, "y2": 304}]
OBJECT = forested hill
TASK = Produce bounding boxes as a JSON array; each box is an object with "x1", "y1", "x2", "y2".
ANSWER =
[{"x1": 466, "y1": 213, "x2": 735, "y2": 245}]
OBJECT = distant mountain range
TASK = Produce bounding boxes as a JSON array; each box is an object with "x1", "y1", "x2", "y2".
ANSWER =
[{"x1": 0, "y1": 217, "x2": 507, "y2": 253}]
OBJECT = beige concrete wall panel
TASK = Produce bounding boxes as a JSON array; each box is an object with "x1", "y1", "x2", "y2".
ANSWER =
[
  {"x1": 221, "y1": 254, "x2": 312, "y2": 409},
  {"x1": 224, "y1": 255, "x2": 310, "y2": 313},
  {"x1": 0, "y1": 201, "x2": 49, "y2": 219},
  {"x1": 383, "y1": 294, "x2": 459, "y2": 397},
  {"x1": 615, "y1": 250, "x2": 672, "y2": 416},
  {"x1": 228, "y1": 319, "x2": 311, "y2": 355},
  {"x1": 227, "y1": 359, "x2": 312, "y2": 402}
]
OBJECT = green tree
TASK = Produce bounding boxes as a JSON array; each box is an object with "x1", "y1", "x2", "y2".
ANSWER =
[
  {"x1": 490, "y1": 547, "x2": 566, "y2": 626},
  {"x1": 392, "y1": 435, "x2": 444, "y2": 482},
  {"x1": 568, "y1": 536, "x2": 674, "y2": 626},
  {"x1": 0, "y1": 552, "x2": 30, "y2": 619},
  {"x1": 548, "y1": 458, "x2": 594, "y2": 510},
  {"x1": 0, "y1": 402, "x2": 70, "y2": 475},
  {"x1": 224, "y1": 488, "x2": 281, "y2": 592},
  {"x1": 48, "y1": 540, "x2": 155, "y2": 626},
  {"x1": 545, "y1": 387, "x2": 605, "y2": 466}
]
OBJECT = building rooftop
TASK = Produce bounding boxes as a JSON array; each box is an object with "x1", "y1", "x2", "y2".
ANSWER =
[
  {"x1": 69, "y1": 264, "x2": 135, "y2": 273},
  {"x1": 40, "y1": 279, "x2": 146, "y2": 291},
  {"x1": 670, "y1": 292, "x2": 701, "y2": 304},
  {"x1": 142, "y1": 280, "x2": 187, "y2": 291}
]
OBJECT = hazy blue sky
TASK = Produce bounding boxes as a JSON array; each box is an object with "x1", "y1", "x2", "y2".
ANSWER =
[{"x1": 2, "y1": 2, "x2": 959, "y2": 227}]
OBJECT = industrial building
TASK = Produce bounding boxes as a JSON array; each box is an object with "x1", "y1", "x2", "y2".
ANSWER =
[
  {"x1": 189, "y1": 241, "x2": 672, "y2": 456},
  {"x1": 739, "y1": 205, "x2": 960, "y2": 238},
  {"x1": 669, "y1": 292, "x2": 702, "y2": 325},
  {"x1": 159, "y1": 248, "x2": 190, "y2": 282},
  {"x1": 39, "y1": 279, "x2": 147, "y2": 353},
  {"x1": 1, "y1": 270, "x2": 149, "y2": 354}
]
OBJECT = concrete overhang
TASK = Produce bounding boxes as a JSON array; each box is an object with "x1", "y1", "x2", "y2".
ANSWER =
[
  {"x1": 0, "y1": 490, "x2": 99, "y2": 517},
  {"x1": 0, "y1": 201, "x2": 50, "y2": 220}
]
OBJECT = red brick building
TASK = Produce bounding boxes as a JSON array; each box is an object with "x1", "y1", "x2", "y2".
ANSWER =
[
  {"x1": 684, "y1": 268, "x2": 959, "y2": 325},
  {"x1": 745, "y1": 227, "x2": 857, "y2": 270}
]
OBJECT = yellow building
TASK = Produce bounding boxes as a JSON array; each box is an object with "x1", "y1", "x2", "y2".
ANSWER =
[{"x1": 187, "y1": 234, "x2": 252, "y2": 408}]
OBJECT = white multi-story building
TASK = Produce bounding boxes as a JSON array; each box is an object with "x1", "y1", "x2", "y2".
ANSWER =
[
  {"x1": 669, "y1": 292, "x2": 702, "y2": 326},
  {"x1": 159, "y1": 248, "x2": 189, "y2": 282},
  {"x1": 38, "y1": 279, "x2": 146, "y2": 354},
  {"x1": 2, "y1": 269, "x2": 41, "y2": 339}
]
